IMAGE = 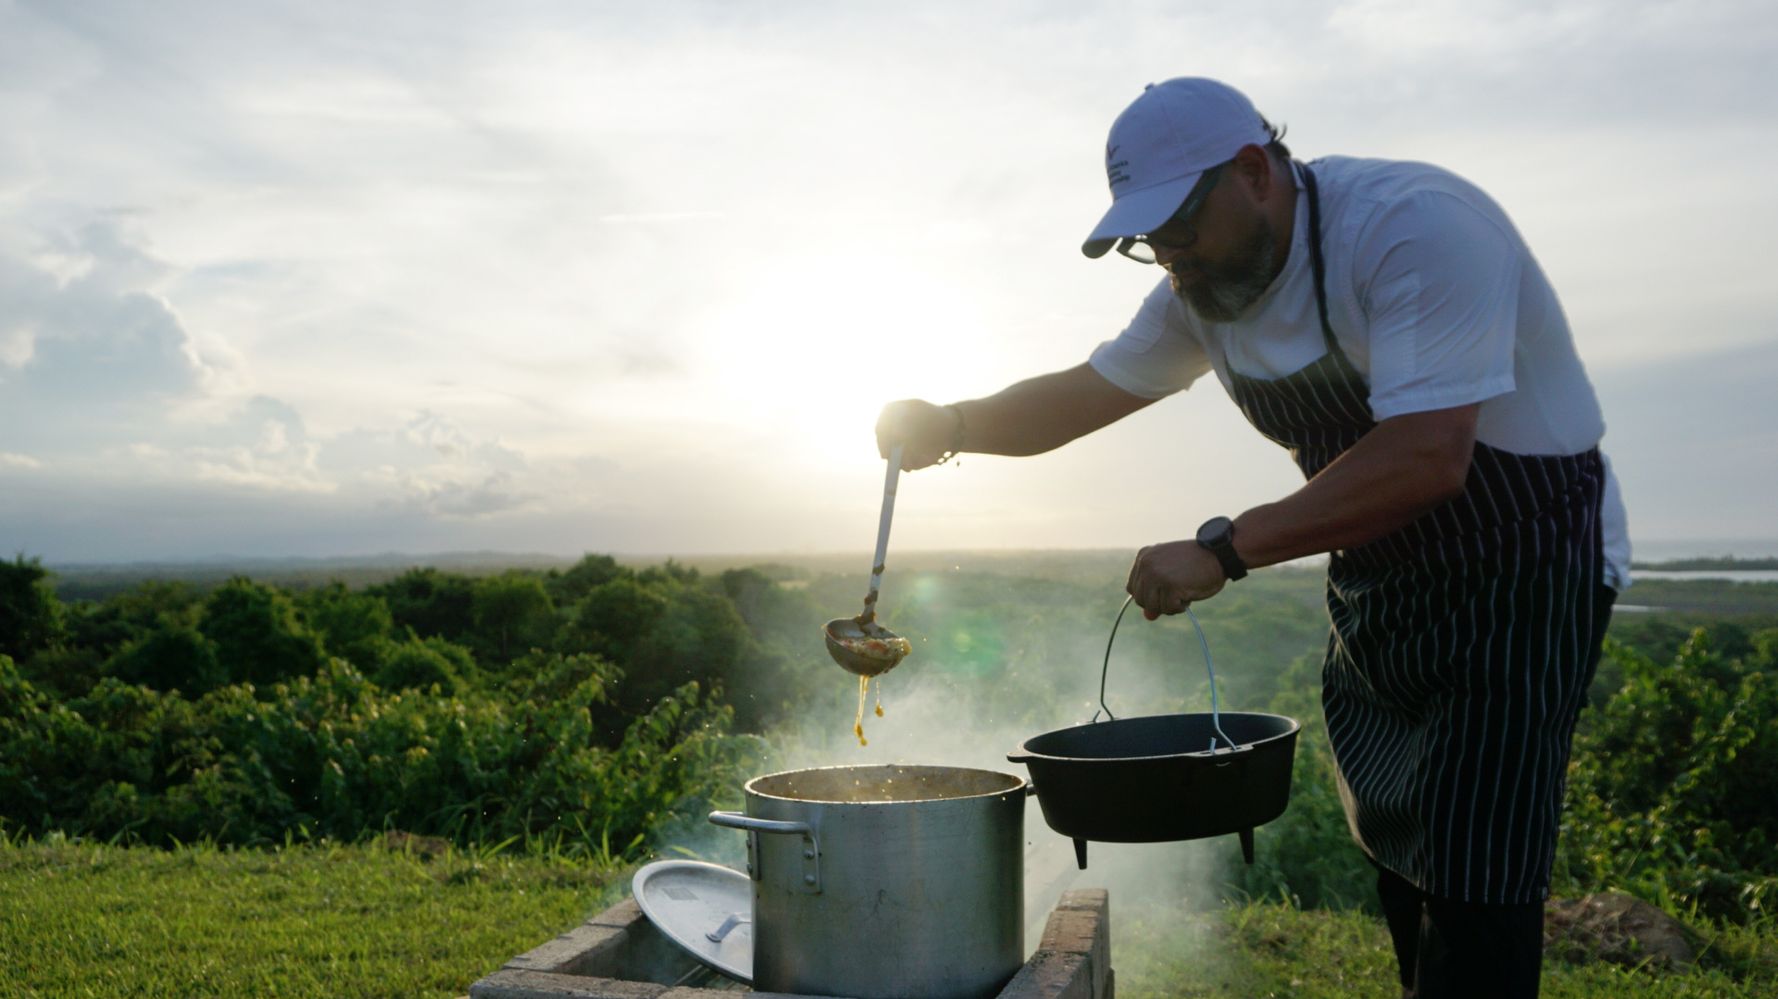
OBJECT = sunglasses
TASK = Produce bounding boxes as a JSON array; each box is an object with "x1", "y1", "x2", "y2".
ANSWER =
[{"x1": 1115, "y1": 162, "x2": 1228, "y2": 264}]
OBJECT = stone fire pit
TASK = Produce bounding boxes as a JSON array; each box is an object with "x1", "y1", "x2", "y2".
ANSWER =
[{"x1": 469, "y1": 887, "x2": 1112, "y2": 999}]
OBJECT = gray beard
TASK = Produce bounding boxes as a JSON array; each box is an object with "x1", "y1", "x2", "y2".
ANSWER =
[{"x1": 1172, "y1": 220, "x2": 1276, "y2": 323}]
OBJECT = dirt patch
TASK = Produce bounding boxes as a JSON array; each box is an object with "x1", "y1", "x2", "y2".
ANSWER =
[
  {"x1": 1545, "y1": 891, "x2": 1696, "y2": 969},
  {"x1": 377, "y1": 830, "x2": 452, "y2": 861}
]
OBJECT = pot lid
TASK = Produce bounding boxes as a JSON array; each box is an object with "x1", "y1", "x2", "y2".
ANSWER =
[{"x1": 631, "y1": 860, "x2": 753, "y2": 984}]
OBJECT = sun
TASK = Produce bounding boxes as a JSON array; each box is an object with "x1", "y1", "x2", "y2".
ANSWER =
[{"x1": 691, "y1": 250, "x2": 992, "y2": 465}]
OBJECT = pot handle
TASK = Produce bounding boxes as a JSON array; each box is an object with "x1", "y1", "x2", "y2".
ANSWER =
[
  {"x1": 708, "y1": 812, "x2": 813, "y2": 836},
  {"x1": 1098, "y1": 595, "x2": 1237, "y2": 752},
  {"x1": 1093, "y1": 595, "x2": 1138, "y2": 721},
  {"x1": 708, "y1": 811, "x2": 822, "y2": 893}
]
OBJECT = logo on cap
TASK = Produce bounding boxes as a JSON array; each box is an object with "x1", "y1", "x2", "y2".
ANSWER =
[{"x1": 1106, "y1": 143, "x2": 1130, "y2": 189}]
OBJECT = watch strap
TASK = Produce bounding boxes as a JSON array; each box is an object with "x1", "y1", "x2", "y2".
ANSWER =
[{"x1": 1196, "y1": 517, "x2": 1248, "y2": 581}]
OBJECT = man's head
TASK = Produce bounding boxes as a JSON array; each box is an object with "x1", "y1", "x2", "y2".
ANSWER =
[{"x1": 1083, "y1": 78, "x2": 1295, "y2": 321}]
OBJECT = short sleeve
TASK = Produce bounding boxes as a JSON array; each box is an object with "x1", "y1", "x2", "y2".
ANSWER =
[
  {"x1": 1088, "y1": 279, "x2": 1211, "y2": 399},
  {"x1": 1357, "y1": 191, "x2": 1520, "y2": 420}
]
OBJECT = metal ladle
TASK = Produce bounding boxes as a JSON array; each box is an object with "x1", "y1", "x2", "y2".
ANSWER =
[{"x1": 823, "y1": 444, "x2": 911, "y2": 677}]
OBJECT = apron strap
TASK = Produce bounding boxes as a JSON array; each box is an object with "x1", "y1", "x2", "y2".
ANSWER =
[{"x1": 1300, "y1": 164, "x2": 1340, "y2": 356}]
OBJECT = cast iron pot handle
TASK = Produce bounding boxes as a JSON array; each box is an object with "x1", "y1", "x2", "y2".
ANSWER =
[{"x1": 1097, "y1": 595, "x2": 1237, "y2": 752}]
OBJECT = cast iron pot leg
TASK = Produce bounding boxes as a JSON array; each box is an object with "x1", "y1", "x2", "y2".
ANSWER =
[
  {"x1": 1073, "y1": 838, "x2": 1088, "y2": 870},
  {"x1": 1239, "y1": 827, "x2": 1254, "y2": 865}
]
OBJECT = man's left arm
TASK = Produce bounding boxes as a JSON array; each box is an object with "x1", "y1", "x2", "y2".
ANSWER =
[
  {"x1": 1235, "y1": 402, "x2": 1478, "y2": 564},
  {"x1": 1128, "y1": 185, "x2": 1517, "y2": 619},
  {"x1": 1126, "y1": 404, "x2": 1477, "y2": 618}
]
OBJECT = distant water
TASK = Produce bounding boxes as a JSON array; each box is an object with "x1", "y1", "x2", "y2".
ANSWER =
[
  {"x1": 1631, "y1": 538, "x2": 1778, "y2": 561},
  {"x1": 1632, "y1": 570, "x2": 1778, "y2": 583},
  {"x1": 1624, "y1": 539, "x2": 1778, "y2": 585}
]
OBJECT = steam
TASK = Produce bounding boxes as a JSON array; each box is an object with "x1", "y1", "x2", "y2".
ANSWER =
[
  {"x1": 640, "y1": 554, "x2": 1298, "y2": 984},
  {"x1": 744, "y1": 578, "x2": 1249, "y2": 959}
]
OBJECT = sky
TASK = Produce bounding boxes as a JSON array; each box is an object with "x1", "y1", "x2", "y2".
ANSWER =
[{"x1": 2, "y1": 0, "x2": 1775, "y2": 565}]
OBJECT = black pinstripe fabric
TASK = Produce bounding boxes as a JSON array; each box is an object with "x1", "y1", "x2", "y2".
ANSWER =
[{"x1": 1224, "y1": 167, "x2": 1607, "y2": 904}]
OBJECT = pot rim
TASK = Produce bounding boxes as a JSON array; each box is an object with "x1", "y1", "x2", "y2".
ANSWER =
[
  {"x1": 1010, "y1": 710, "x2": 1301, "y2": 764},
  {"x1": 743, "y1": 762, "x2": 1027, "y2": 805}
]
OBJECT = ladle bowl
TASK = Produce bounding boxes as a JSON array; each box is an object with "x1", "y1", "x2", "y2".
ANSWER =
[
  {"x1": 823, "y1": 616, "x2": 910, "y2": 677},
  {"x1": 823, "y1": 444, "x2": 909, "y2": 677}
]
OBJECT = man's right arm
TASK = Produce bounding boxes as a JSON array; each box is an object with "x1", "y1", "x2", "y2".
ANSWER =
[{"x1": 876, "y1": 363, "x2": 1155, "y2": 470}]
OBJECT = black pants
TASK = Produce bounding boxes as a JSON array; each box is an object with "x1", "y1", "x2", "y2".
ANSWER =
[{"x1": 1374, "y1": 862, "x2": 1544, "y2": 998}]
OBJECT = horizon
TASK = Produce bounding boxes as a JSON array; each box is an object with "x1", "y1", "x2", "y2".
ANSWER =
[{"x1": 35, "y1": 536, "x2": 1778, "y2": 572}]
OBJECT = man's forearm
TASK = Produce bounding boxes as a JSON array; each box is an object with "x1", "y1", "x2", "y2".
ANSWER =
[
  {"x1": 1232, "y1": 404, "x2": 1479, "y2": 569},
  {"x1": 953, "y1": 363, "x2": 1154, "y2": 456}
]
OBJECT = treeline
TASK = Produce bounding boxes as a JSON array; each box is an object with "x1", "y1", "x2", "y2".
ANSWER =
[
  {"x1": 3, "y1": 552, "x2": 1776, "y2": 925},
  {"x1": 0, "y1": 553, "x2": 834, "y2": 860}
]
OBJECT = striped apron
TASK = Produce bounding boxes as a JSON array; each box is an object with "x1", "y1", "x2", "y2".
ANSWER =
[{"x1": 1224, "y1": 166, "x2": 1609, "y2": 904}]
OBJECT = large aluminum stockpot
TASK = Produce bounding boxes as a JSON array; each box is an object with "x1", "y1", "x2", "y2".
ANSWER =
[{"x1": 709, "y1": 763, "x2": 1026, "y2": 999}]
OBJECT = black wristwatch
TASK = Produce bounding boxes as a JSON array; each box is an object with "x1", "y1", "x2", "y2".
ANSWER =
[{"x1": 1196, "y1": 516, "x2": 1248, "y2": 582}]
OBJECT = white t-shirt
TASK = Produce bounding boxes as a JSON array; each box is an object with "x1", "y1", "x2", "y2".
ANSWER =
[{"x1": 1089, "y1": 156, "x2": 1630, "y2": 588}]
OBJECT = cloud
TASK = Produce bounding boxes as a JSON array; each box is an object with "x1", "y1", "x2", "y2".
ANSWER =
[
  {"x1": 0, "y1": 213, "x2": 545, "y2": 527},
  {"x1": 396, "y1": 471, "x2": 535, "y2": 519},
  {"x1": 184, "y1": 395, "x2": 330, "y2": 494},
  {"x1": 335, "y1": 411, "x2": 538, "y2": 519},
  {"x1": 324, "y1": 410, "x2": 525, "y2": 476},
  {"x1": 0, "y1": 220, "x2": 224, "y2": 453}
]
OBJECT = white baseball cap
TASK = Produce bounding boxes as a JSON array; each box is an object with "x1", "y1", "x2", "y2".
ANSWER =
[{"x1": 1081, "y1": 78, "x2": 1273, "y2": 259}]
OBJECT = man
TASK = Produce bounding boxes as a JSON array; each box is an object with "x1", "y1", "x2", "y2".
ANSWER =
[{"x1": 876, "y1": 78, "x2": 1629, "y2": 998}]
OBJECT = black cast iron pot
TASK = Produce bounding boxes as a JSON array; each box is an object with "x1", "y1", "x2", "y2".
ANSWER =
[{"x1": 1008, "y1": 597, "x2": 1300, "y2": 869}]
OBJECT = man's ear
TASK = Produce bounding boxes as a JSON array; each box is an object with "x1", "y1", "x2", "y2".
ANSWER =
[{"x1": 1233, "y1": 144, "x2": 1279, "y2": 200}]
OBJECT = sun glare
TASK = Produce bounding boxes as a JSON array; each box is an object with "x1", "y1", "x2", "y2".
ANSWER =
[{"x1": 695, "y1": 251, "x2": 990, "y2": 465}]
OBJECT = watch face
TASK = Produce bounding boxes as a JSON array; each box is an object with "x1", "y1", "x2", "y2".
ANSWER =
[{"x1": 1197, "y1": 515, "x2": 1233, "y2": 547}]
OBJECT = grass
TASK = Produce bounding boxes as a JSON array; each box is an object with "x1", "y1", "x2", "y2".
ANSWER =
[
  {"x1": 0, "y1": 834, "x2": 621, "y2": 998},
  {"x1": 4, "y1": 836, "x2": 1774, "y2": 998},
  {"x1": 1114, "y1": 898, "x2": 1778, "y2": 999}
]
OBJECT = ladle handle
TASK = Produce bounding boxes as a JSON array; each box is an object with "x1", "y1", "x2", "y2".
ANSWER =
[{"x1": 861, "y1": 445, "x2": 902, "y2": 622}]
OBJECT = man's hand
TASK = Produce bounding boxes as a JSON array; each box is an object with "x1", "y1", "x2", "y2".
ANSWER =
[
  {"x1": 875, "y1": 365, "x2": 1153, "y2": 470},
  {"x1": 1127, "y1": 540, "x2": 1227, "y2": 620},
  {"x1": 876, "y1": 400, "x2": 961, "y2": 471}
]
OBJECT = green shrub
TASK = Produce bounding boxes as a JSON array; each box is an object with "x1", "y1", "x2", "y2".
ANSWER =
[
  {"x1": 199, "y1": 578, "x2": 327, "y2": 685},
  {"x1": 369, "y1": 568, "x2": 476, "y2": 644},
  {"x1": 0, "y1": 663, "x2": 206, "y2": 836},
  {"x1": 68, "y1": 580, "x2": 203, "y2": 650},
  {"x1": 470, "y1": 572, "x2": 555, "y2": 665},
  {"x1": 0, "y1": 555, "x2": 64, "y2": 662},
  {"x1": 546, "y1": 553, "x2": 631, "y2": 606},
  {"x1": 17, "y1": 643, "x2": 107, "y2": 701},
  {"x1": 560, "y1": 574, "x2": 754, "y2": 723},
  {"x1": 104, "y1": 618, "x2": 226, "y2": 695},
  {"x1": 372, "y1": 637, "x2": 472, "y2": 694},
  {"x1": 0, "y1": 651, "x2": 752, "y2": 859},
  {"x1": 1555, "y1": 630, "x2": 1778, "y2": 922},
  {"x1": 296, "y1": 583, "x2": 396, "y2": 669},
  {"x1": 561, "y1": 577, "x2": 668, "y2": 661}
]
